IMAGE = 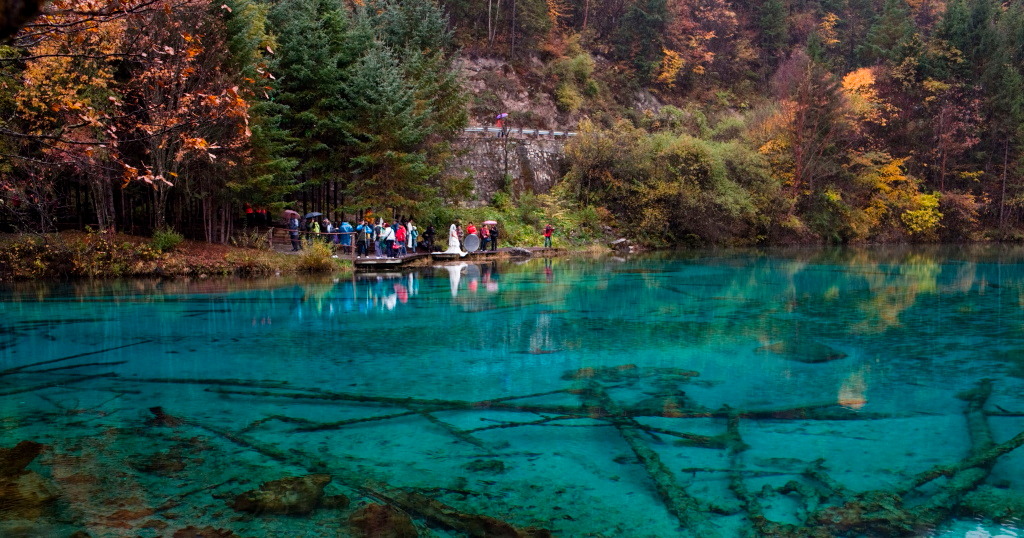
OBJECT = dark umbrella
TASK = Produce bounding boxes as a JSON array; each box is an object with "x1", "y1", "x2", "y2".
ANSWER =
[
  {"x1": 304, "y1": 212, "x2": 323, "y2": 219},
  {"x1": 282, "y1": 209, "x2": 300, "y2": 219}
]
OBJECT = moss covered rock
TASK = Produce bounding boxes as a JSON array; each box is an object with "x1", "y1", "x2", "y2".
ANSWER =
[{"x1": 230, "y1": 474, "x2": 334, "y2": 515}]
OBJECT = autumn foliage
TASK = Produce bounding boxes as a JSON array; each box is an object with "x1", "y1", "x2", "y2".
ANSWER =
[{"x1": 2, "y1": 0, "x2": 1024, "y2": 246}]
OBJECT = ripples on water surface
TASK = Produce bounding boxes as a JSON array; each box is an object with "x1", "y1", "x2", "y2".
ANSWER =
[{"x1": 1, "y1": 246, "x2": 1023, "y2": 537}]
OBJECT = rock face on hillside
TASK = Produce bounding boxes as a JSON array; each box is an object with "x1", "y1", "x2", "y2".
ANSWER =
[
  {"x1": 454, "y1": 55, "x2": 666, "y2": 203},
  {"x1": 454, "y1": 57, "x2": 567, "y2": 203},
  {"x1": 461, "y1": 57, "x2": 562, "y2": 128},
  {"x1": 449, "y1": 137, "x2": 567, "y2": 203}
]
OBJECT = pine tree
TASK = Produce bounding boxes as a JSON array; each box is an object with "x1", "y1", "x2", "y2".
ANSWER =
[
  {"x1": 857, "y1": 0, "x2": 917, "y2": 66},
  {"x1": 222, "y1": 0, "x2": 298, "y2": 210},
  {"x1": 270, "y1": 0, "x2": 365, "y2": 191},
  {"x1": 757, "y1": 0, "x2": 789, "y2": 71},
  {"x1": 344, "y1": 43, "x2": 436, "y2": 210}
]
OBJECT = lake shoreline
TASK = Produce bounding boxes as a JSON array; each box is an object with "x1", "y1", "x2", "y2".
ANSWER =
[{"x1": 0, "y1": 231, "x2": 590, "y2": 281}]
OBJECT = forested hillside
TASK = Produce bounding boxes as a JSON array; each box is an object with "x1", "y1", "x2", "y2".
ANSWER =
[{"x1": 1, "y1": 0, "x2": 1023, "y2": 245}]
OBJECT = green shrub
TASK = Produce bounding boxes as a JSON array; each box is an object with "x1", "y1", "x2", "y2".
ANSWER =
[
  {"x1": 295, "y1": 242, "x2": 337, "y2": 273},
  {"x1": 151, "y1": 227, "x2": 184, "y2": 252},
  {"x1": 555, "y1": 83, "x2": 583, "y2": 113}
]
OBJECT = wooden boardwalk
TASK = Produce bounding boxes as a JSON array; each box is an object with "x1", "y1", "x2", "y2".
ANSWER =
[
  {"x1": 266, "y1": 228, "x2": 562, "y2": 271},
  {"x1": 353, "y1": 248, "x2": 562, "y2": 271}
]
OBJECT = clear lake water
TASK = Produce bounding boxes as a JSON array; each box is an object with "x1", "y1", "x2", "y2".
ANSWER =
[{"x1": 1, "y1": 246, "x2": 1023, "y2": 537}]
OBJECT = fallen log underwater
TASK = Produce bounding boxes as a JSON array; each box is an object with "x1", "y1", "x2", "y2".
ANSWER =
[
  {"x1": 722, "y1": 378, "x2": 1024, "y2": 537},
  {"x1": 7, "y1": 365, "x2": 1023, "y2": 536},
  {"x1": 158, "y1": 408, "x2": 552, "y2": 537}
]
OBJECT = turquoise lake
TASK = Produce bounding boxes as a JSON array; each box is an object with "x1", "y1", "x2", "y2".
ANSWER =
[{"x1": 1, "y1": 247, "x2": 1023, "y2": 537}]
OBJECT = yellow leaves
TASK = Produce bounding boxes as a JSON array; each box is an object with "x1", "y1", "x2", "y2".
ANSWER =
[
  {"x1": 121, "y1": 165, "x2": 138, "y2": 187},
  {"x1": 922, "y1": 78, "x2": 950, "y2": 100},
  {"x1": 841, "y1": 67, "x2": 875, "y2": 94},
  {"x1": 901, "y1": 193, "x2": 941, "y2": 236},
  {"x1": 183, "y1": 137, "x2": 211, "y2": 150},
  {"x1": 758, "y1": 139, "x2": 786, "y2": 155},
  {"x1": 656, "y1": 48, "x2": 685, "y2": 88},
  {"x1": 818, "y1": 13, "x2": 841, "y2": 47},
  {"x1": 954, "y1": 170, "x2": 984, "y2": 184}
]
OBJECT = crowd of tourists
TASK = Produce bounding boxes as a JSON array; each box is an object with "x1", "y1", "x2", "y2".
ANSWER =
[
  {"x1": 286, "y1": 215, "x2": 508, "y2": 258},
  {"x1": 282, "y1": 213, "x2": 559, "y2": 256}
]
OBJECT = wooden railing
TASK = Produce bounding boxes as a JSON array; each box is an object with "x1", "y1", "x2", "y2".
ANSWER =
[{"x1": 462, "y1": 126, "x2": 577, "y2": 138}]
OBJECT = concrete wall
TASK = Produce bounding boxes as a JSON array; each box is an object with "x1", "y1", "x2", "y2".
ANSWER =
[{"x1": 448, "y1": 134, "x2": 567, "y2": 203}]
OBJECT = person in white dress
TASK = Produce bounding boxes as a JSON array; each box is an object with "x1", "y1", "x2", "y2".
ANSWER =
[
  {"x1": 406, "y1": 221, "x2": 416, "y2": 252},
  {"x1": 444, "y1": 222, "x2": 467, "y2": 257}
]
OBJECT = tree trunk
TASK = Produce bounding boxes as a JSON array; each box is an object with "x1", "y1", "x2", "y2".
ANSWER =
[
  {"x1": 509, "y1": 0, "x2": 517, "y2": 58},
  {"x1": 89, "y1": 176, "x2": 116, "y2": 232},
  {"x1": 487, "y1": 0, "x2": 494, "y2": 46},
  {"x1": 1000, "y1": 138, "x2": 1009, "y2": 234}
]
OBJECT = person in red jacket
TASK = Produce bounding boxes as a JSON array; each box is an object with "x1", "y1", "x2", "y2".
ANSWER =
[
  {"x1": 395, "y1": 223, "x2": 407, "y2": 256},
  {"x1": 543, "y1": 224, "x2": 554, "y2": 247}
]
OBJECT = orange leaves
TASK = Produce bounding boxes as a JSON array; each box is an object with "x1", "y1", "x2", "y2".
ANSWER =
[
  {"x1": 841, "y1": 67, "x2": 894, "y2": 128},
  {"x1": 9, "y1": 0, "x2": 256, "y2": 193},
  {"x1": 660, "y1": 0, "x2": 735, "y2": 81},
  {"x1": 182, "y1": 137, "x2": 215, "y2": 150},
  {"x1": 121, "y1": 165, "x2": 172, "y2": 188}
]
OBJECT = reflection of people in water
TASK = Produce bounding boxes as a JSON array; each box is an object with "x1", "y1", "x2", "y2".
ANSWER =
[
  {"x1": 442, "y1": 263, "x2": 466, "y2": 297},
  {"x1": 394, "y1": 283, "x2": 408, "y2": 304},
  {"x1": 482, "y1": 262, "x2": 499, "y2": 292},
  {"x1": 544, "y1": 258, "x2": 553, "y2": 283}
]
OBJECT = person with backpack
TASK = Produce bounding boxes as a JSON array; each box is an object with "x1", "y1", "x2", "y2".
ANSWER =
[
  {"x1": 379, "y1": 220, "x2": 396, "y2": 257},
  {"x1": 543, "y1": 223, "x2": 554, "y2": 248},
  {"x1": 374, "y1": 219, "x2": 385, "y2": 258},
  {"x1": 355, "y1": 219, "x2": 373, "y2": 258}
]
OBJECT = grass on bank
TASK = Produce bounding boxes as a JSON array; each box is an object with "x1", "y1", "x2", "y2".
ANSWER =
[{"x1": 0, "y1": 231, "x2": 351, "y2": 281}]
